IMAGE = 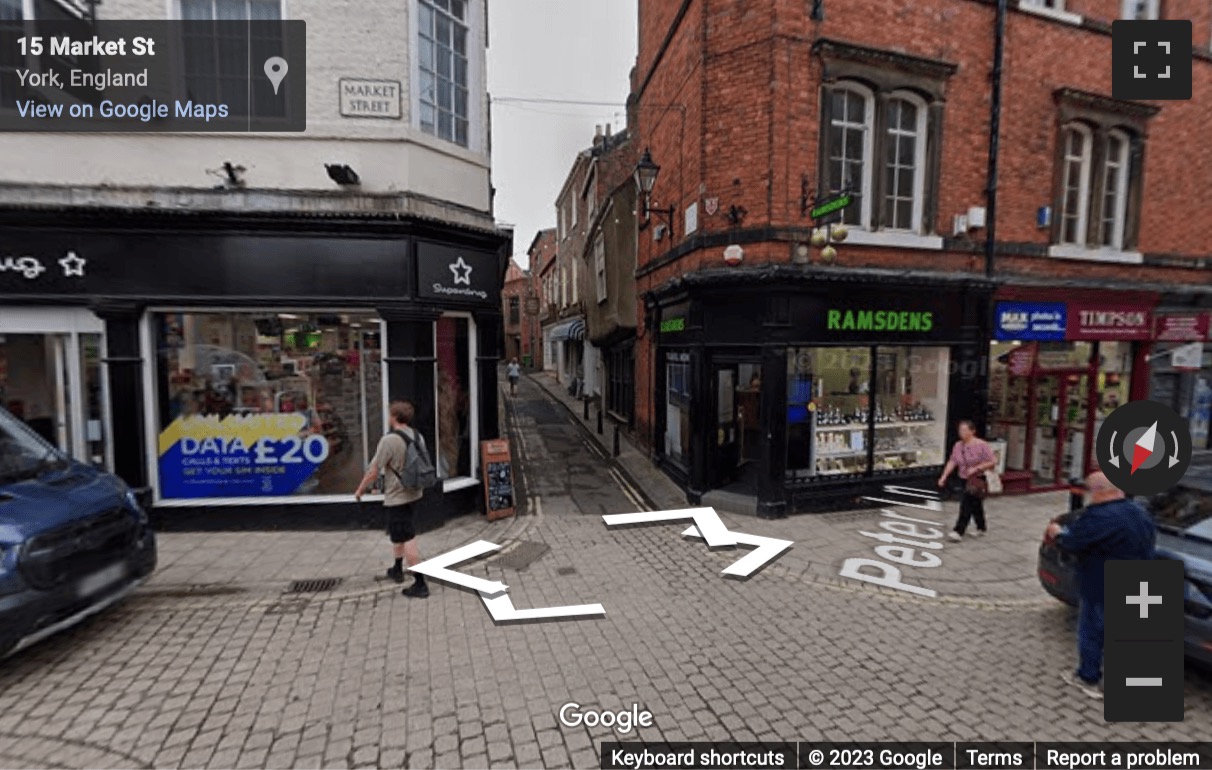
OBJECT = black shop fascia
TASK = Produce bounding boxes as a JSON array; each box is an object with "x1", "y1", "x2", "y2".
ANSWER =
[
  {"x1": 0, "y1": 206, "x2": 510, "y2": 530},
  {"x1": 649, "y1": 268, "x2": 993, "y2": 517}
]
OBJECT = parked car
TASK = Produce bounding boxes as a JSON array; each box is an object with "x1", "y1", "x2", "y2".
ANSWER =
[
  {"x1": 0, "y1": 406, "x2": 156, "y2": 660},
  {"x1": 1038, "y1": 471, "x2": 1212, "y2": 667}
]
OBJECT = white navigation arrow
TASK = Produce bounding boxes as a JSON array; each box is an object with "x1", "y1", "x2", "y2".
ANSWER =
[
  {"x1": 408, "y1": 540, "x2": 509, "y2": 595},
  {"x1": 602, "y1": 507, "x2": 738, "y2": 547},
  {"x1": 1170, "y1": 431, "x2": 1181, "y2": 468},
  {"x1": 1108, "y1": 430, "x2": 1121, "y2": 468},
  {"x1": 681, "y1": 525, "x2": 792, "y2": 578},
  {"x1": 479, "y1": 592, "x2": 605, "y2": 623}
]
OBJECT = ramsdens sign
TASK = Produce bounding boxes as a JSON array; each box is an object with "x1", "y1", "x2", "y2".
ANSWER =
[{"x1": 827, "y1": 309, "x2": 933, "y2": 332}]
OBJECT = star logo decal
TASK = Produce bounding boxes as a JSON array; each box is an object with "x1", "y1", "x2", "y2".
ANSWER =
[
  {"x1": 59, "y1": 251, "x2": 86, "y2": 278},
  {"x1": 449, "y1": 256, "x2": 473, "y2": 286}
]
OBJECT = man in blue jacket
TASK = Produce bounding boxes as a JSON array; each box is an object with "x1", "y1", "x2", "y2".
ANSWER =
[{"x1": 1046, "y1": 471, "x2": 1156, "y2": 700}]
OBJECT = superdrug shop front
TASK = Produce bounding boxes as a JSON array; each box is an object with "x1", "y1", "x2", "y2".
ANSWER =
[
  {"x1": 0, "y1": 207, "x2": 510, "y2": 528},
  {"x1": 650, "y1": 268, "x2": 993, "y2": 516}
]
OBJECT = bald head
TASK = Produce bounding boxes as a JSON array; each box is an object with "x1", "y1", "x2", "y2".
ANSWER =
[{"x1": 1086, "y1": 471, "x2": 1125, "y2": 504}]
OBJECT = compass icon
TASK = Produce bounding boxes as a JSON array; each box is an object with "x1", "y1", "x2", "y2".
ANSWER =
[{"x1": 1096, "y1": 400, "x2": 1192, "y2": 496}]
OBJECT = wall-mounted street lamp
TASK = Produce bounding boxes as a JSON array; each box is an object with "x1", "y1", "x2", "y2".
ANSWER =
[{"x1": 633, "y1": 148, "x2": 676, "y2": 238}]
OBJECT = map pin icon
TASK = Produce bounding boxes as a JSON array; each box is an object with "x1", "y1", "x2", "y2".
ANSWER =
[{"x1": 264, "y1": 57, "x2": 288, "y2": 95}]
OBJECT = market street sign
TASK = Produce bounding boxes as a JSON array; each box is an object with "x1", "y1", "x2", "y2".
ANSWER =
[
  {"x1": 339, "y1": 79, "x2": 402, "y2": 119},
  {"x1": 810, "y1": 193, "x2": 853, "y2": 223}
]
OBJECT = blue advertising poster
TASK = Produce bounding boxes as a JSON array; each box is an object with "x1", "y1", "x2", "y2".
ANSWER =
[
  {"x1": 158, "y1": 413, "x2": 330, "y2": 498},
  {"x1": 994, "y1": 301, "x2": 1068, "y2": 340}
]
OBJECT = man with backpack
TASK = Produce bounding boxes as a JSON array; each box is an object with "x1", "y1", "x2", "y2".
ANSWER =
[{"x1": 355, "y1": 400, "x2": 433, "y2": 598}]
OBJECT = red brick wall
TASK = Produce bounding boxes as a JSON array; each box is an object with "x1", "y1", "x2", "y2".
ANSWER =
[{"x1": 631, "y1": 0, "x2": 1212, "y2": 453}]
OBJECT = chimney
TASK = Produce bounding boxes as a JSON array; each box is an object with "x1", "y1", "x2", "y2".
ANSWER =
[
  {"x1": 594, "y1": 124, "x2": 604, "y2": 147},
  {"x1": 605, "y1": 123, "x2": 612, "y2": 142}
]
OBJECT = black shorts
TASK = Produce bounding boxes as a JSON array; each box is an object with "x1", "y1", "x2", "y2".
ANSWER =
[{"x1": 386, "y1": 503, "x2": 417, "y2": 543}]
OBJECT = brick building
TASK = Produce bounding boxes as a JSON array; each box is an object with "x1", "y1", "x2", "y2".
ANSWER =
[
  {"x1": 581, "y1": 126, "x2": 640, "y2": 427},
  {"x1": 629, "y1": 0, "x2": 1212, "y2": 515},
  {"x1": 528, "y1": 228, "x2": 559, "y2": 371},
  {"x1": 523, "y1": 229, "x2": 555, "y2": 371},
  {"x1": 502, "y1": 259, "x2": 529, "y2": 364}
]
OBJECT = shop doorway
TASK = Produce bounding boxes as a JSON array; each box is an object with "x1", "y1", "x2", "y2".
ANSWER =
[
  {"x1": 0, "y1": 329, "x2": 109, "y2": 467},
  {"x1": 1024, "y1": 372, "x2": 1092, "y2": 488},
  {"x1": 989, "y1": 341, "x2": 1132, "y2": 492},
  {"x1": 708, "y1": 358, "x2": 762, "y2": 491}
]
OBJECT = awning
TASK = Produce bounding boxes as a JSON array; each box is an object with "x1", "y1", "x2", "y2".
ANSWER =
[{"x1": 550, "y1": 318, "x2": 586, "y2": 342}]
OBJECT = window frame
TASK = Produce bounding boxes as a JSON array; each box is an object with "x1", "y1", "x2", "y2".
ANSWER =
[
  {"x1": 1100, "y1": 129, "x2": 1131, "y2": 251},
  {"x1": 1058, "y1": 122, "x2": 1093, "y2": 247},
  {"x1": 814, "y1": 38, "x2": 956, "y2": 244},
  {"x1": 824, "y1": 81, "x2": 875, "y2": 228},
  {"x1": 410, "y1": 0, "x2": 483, "y2": 152},
  {"x1": 593, "y1": 232, "x2": 607, "y2": 304},
  {"x1": 882, "y1": 90, "x2": 929, "y2": 233}
]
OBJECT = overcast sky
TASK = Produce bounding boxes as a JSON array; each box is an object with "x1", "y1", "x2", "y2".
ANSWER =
[{"x1": 487, "y1": 1, "x2": 638, "y2": 268}]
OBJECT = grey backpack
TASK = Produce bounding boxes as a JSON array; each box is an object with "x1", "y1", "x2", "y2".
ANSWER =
[{"x1": 389, "y1": 429, "x2": 437, "y2": 489}]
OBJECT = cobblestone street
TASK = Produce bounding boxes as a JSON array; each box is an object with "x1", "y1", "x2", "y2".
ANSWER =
[{"x1": 1, "y1": 374, "x2": 1210, "y2": 770}]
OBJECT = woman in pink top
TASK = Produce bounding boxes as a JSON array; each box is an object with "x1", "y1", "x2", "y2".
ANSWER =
[{"x1": 937, "y1": 419, "x2": 997, "y2": 542}]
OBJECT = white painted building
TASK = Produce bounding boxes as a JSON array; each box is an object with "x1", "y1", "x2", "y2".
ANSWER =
[{"x1": 0, "y1": 0, "x2": 512, "y2": 521}]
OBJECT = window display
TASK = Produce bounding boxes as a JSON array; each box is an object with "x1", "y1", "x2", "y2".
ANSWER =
[
  {"x1": 154, "y1": 312, "x2": 382, "y2": 499},
  {"x1": 436, "y1": 315, "x2": 473, "y2": 480},
  {"x1": 785, "y1": 346, "x2": 948, "y2": 481},
  {"x1": 665, "y1": 353, "x2": 691, "y2": 467},
  {"x1": 987, "y1": 339, "x2": 1132, "y2": 489}
]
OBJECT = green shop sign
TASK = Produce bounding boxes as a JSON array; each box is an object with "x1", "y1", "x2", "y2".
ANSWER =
[
  {"x1": 660, "y1": 317, "x2": 686, "y2": 333},
  {"x1": 809, "y1": 193, "x2": 853, "y2": 220},
  {"x1": 827, "y1": 309, "x2": 933, "y2": 333}
]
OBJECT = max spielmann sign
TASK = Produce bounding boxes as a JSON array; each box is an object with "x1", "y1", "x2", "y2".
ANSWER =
[{"x1": 339, "y1": 79, "x2": 402, "y2": 119}]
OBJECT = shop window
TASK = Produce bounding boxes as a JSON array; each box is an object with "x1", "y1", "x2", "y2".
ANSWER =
[
  {"x1": 417, "y1": 0, "x2": 470, "y2": 146},
  {"x1": 435, "y1": 315, "x2": 475, "y2": 480},
  {"x1": 785, "y1": 346, "x2": 947, "y2": 481},
  {"x1": 180, "y1": 0, "x2": 284, "y2": 119},
  {"x1": 664, "y1": 355, "x2": 691, "y2": 467},
  {"x1": 153, "y1": 311, "x2": 381, "y2": 500},
  {"x1": 607, "y1": 345, "x2": 634, "y2": 422},
  {"x1": 786, "y1": 347, "x2": 872, "y2": 478},
  {"x1": 872, "y1": 347, "x2": 948, "y2": 469}
]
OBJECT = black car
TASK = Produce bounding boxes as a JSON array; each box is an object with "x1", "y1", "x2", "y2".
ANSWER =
[{"x1": 1038, "y1": 471, "x2": 1212, "y2": 666}]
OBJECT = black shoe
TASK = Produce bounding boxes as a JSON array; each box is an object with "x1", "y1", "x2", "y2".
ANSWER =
[
  {"x1": 402, "y1": 582, "x2": 429, "y2": 598},
  {"x1": 386, "y1": 565, "x2": 405, "y2": 583}
]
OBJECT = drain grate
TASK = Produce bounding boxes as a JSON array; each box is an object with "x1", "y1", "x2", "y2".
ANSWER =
[
  {"x1": 555, "y1": 566, "x2": 578, "y2": 576},
  {"x1": 285, "y1": 577, "x2": 343, "y2": 594},
  {"x1": 493, "y1": 540, "x2": 551, "y2": 571}
]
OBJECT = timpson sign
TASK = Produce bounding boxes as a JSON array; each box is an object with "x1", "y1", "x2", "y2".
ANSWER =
[{"x1": 1067, "y1": 303, "x2": 1152, "y2": 341}]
